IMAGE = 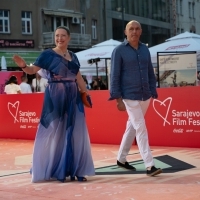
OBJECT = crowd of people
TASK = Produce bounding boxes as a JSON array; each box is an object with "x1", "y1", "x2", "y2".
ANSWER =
[
  {"x1": 4, "y1": 72, "x2": 48, "y2": 94},
  {"x1": 4, "y1": 74, "x2": 106, "y2": 95},
  {"x1": 82, "y1": 76, "x2": 107, "y2": 90}
]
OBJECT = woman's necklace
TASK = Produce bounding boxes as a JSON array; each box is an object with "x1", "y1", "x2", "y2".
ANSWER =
[
  {"x1": 63, "y1": 52, "x2": 67, "y2": 57},
  {"x1": 62, "y1": 50, "x2": 68, "y2": 57},
  {"x1": 56, "y1": 47, "x2": 68, "y2": 57}
]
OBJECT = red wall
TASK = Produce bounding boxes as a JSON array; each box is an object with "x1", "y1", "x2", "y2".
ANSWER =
[
  {"x1": 0, "y1": 87, "x2": 200, "y2": 147},
  {"x1": 0, "y1": 93, "x2": 43, "y2": 140},
  {"x1": 145, "y1": 86, "x2": 200, "y2": 148}
]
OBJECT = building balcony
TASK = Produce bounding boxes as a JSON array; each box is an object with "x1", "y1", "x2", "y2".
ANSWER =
[{"x1": 42, "y1": 32, "x2": 91, "y2": 49}]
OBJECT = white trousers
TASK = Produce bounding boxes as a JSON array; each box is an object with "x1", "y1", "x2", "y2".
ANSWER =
[{"x1": 117, "y1": 98, "x2": 155, "y2": 168}]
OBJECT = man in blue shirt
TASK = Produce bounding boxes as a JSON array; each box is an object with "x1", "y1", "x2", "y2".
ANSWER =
[{"x1": 109, "y1": 20, "x2": 162, "y2": 176}]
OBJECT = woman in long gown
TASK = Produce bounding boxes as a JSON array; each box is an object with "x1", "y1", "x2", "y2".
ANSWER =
[{"x1": 13, "y1": 26, "x2": 95, "y2": 182}]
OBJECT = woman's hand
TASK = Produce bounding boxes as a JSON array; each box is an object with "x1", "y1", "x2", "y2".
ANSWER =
[
  {"x1": 12, "y1": 55, "x2": 26, "y2": 68},
  {"x1": 76, "y1": 71, "x2": 88, "y2": 92},
  {"x1": 12, "y1": 54, "x2": 41, "y2": 75}
]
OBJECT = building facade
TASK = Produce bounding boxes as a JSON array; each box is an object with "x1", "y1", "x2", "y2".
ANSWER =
[
  {"x1": 105, "y1": 0, "x2": 172, "y2": 46},
  {"x1": 0, "y1": 0, "x2": 105, "y2": 52},
  {"x1": 0, "y1": 0, "x2": 200, "y2": 70},
  {"x1": 176, "y1": 0, "x2": 200, "y2": 34},
  {"x1": 0, "y1": 0, "x2": 104, "y2": 70}
]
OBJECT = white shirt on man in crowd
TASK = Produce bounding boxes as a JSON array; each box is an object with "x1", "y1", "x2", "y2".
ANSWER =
[
  {"x1": 19, "y1": 75, "x2": 32, "y2": 93},
  {"x1": 32, "y1": 73, "x2": 48, "y2": 92},
  {"x1": 20, "y1": 82, "x2": 32, "y2": 93}
]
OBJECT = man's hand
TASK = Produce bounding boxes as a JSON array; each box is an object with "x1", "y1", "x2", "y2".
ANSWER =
[
  {"x1": 152, "y1": 93, "x2": 158, "y2": 99},
  {"x1": 116, "y1": 98, "x2": 126, "y2": 111}
]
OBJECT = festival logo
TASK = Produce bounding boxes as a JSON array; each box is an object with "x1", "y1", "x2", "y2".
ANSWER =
[
  {"x1": 152, "y1": 97, "x2": 200, "y2": 131},
  {"x1": 8, "y1": 101, "x2": 20, "y2": 123},
  {"x1": 7, "y1": 101, "x2": 40, "y2": 124},
  {"x1": 152, "y1": 97, "x2": 172, "y2": 126}
]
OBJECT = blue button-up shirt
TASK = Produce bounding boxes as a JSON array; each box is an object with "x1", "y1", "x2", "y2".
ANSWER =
[{"x1": 109, "y1": 39, "x2": 157, "y2": 101}]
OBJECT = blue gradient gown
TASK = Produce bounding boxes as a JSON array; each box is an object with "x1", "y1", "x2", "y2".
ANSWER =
[{"x1": 31, "y1": 49, "x2": 95, "y2": 182}]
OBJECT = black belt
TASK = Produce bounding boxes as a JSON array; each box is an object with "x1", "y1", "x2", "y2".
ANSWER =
[{"x1": 48, "y1": 78, "x2": 76, "y2": 83}]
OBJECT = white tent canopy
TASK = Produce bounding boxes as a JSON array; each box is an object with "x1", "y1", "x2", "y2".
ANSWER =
[
  {"x1": 149, "y1": 31, "x2": 200, "y2": 70},
  {"x1": 76, "y1": 39, "x2": 121, "y2": 75}
]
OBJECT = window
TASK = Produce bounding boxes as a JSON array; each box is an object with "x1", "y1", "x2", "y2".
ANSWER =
[
  {"x1": 0, "y1": 10, "x2": 10, "y2": 33},
  {"x1": 189, "y1": 2, "x2": 191, "y2": 17},
  {"x1": 152, "y1": 0, "x2": 168, "y2": 22},
  {"x1": 192, "y1": 3, "x2": 195, "y2": 18},
  {"x1": 51, "y1": 17, "x2": 68, "y2": 31},
  {"x1": 63, "y1": 18, "x2": 68, "y2": 27},
  {"x1": 21, "y1": 11, "x2": 32, "y2": 34},
  {"x1": 92, "y1": 19, "x2": 97, "y2": 39},
  {"x1": 81, "y1": 19, "x2": 85, "y2": 34},
  {"x1": 188, "y1": 2, "x2": 194, "y2": 18},
  {"x1": 176, "y1": 0, "x2": 179, "y2": 14},
  {"x1": 180, "y1": 0, "x2": 183, "y2": 15}
]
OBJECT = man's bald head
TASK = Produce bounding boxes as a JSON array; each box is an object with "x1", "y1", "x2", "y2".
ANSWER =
[
  {"x1": 125, "y1": 20, "x2": 141, "y2": 30},
  {"x1": 124, "y1": 20, "x2": 142, "y2": 47}
]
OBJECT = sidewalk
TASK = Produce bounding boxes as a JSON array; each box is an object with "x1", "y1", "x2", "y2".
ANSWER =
[{"x1": 0, "y1": 139, "x2": 200, "y2": 200}]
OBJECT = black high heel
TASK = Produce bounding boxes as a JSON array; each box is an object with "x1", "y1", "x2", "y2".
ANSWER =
[
  {"x1": 70, "y1": 176, "x2": 87, "y2": 182},
  {"x1": 76, "y1": 176, "x2": 87, "y2": 182},
  {"x1": 70, "y1": 176, "x2": 75, "y2": 181}
]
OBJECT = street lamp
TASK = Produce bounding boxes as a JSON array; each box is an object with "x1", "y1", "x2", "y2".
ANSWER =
[{"x1": 87, "y1": 57, "x2": 100, "y2": 78}]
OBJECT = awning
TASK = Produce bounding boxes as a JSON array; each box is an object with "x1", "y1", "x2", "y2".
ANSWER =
[
  {"x1": 0, "y1": 51, "x2": 41, "y2": 67},
  {"x1": 42, "y1": 8, "x2": 83, "y2": 18}
]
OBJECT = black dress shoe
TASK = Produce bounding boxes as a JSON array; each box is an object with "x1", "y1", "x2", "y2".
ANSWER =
[
  {"x1": 146, "y1": 166, "x2": 162, "y2": 176},
  {"x1": 117, "y1": 160, "x2": 136, "y2": 170}
]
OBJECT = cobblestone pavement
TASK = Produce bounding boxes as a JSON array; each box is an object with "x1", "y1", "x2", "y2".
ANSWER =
[{"x1": 0, "y1": 139, "x2": 200, "y2": 200}]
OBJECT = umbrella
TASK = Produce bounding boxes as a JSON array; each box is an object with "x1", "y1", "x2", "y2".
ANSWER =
[
  {"x1": 76, "y1": 39, "x2": 121, "y2": 75},
  {"x1": 149, "y1": 31, "x2": 200, "y2": 70}
]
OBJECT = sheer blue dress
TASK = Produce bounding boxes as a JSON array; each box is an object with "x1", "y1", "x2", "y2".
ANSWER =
[{"x1": 31, "y1": 49, "x2": 95, "y2": 182}]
